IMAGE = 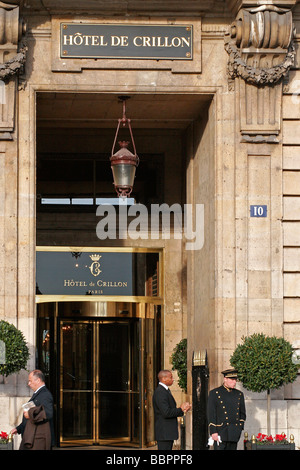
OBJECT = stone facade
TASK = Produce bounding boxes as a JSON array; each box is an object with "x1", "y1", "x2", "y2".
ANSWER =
[{"x1": 0, "y1": 0, "x2": 299, "y2": 450}]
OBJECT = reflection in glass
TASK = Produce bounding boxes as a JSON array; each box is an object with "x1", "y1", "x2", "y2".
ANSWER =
[
  {"x1": 62, "y1": 323, "x2": 93, "y2": 391},
  {"x1": 61, "y1": 322, "x2": 93, "y2": 441}
]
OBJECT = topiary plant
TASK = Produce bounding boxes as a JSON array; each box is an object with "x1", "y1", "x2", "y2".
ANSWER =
[
  {"x1": 0, "y1": 320, "x2": 30, "y2": 377},
  {"x1": 230, "y1": 333, "x2": 298, "y2": 434},
  {"x1": 171, "y1": 338, "x2": 187, "y2": 392}
]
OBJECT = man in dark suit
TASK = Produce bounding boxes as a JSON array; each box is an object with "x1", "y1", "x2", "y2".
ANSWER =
[
  {"x1": 152, "y1": 369, "x2": 191, "y2": 450},
  {"x1": 11, "y1": 369, "x2": 55, "y2": 449}
]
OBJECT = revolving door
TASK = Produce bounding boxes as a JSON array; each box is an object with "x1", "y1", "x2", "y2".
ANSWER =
[{"x1": 37, "y1": 301, "x2": 161, "y2": 448}]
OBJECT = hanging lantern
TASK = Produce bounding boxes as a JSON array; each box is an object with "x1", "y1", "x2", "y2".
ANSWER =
[{"x1": 110, "y1": 97, "x2": 139, "y2": 198}]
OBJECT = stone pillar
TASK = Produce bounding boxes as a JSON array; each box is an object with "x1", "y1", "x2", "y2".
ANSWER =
[
  {"x1": 224, "y1": 2, "x2": 296, "y2": 349},
  {"x1": 0, "y1": 2, "x2": 26, "y2": 139},
  {"x1": 222, "y1": 2, "x2": 300, "y2": 441},
  {"x1": 0, "y1": 1, "x2": 28, "y2": 392}
]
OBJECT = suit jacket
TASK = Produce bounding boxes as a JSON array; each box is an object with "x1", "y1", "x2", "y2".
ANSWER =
[
  {"x1": 152, "y1": 384, "x2": 184, "y2": 441},
  {"x1": 208, "y1": 385, "x2": 246, "y2": 443},
  {"x1": 17, "y1": 385, "x2": 55, "y2": 447},
  {"x1": 19, "y1": 405, "x2": 52, "y2": 450}
]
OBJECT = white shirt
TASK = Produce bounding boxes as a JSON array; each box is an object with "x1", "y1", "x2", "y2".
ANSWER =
[
  {"x1": 33, "y1": 384, "x2": 45, "y2": 395},
  {"x1": 159, "y1": 382, "x2": 169, "y2": 390}
]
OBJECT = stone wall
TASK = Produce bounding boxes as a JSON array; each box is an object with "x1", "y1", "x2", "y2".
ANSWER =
[{"x1": 0, "y1": 0, "x2": 299, "y2": 450}]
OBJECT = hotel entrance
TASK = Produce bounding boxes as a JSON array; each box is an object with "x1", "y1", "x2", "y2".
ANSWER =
[
  {"x1": 36, "y1": 247, "x2": 162, "y2": 447},
  {"x1": 35, "y1": 91, "x2": 212, "y2": 447}
]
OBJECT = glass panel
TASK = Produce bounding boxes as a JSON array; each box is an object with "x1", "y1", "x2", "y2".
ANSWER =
[
  {"x1": 61, "y1": 322, "x2": 93, "y2": 442},
  {"x1": 62, "y1": 392, "x2": 93, "y2": 439},
  {"x1": 131, "y1": 320, "x2": 140, "y2": 394},
  {"x1": 97, "y1": 321, "x2": 141, "y2": 444},
  {"x1": 98, "y1": 392, "x2": 129, "y2": 439},
  {"x1": 130, "y1": 320, "x2": 141, "y2": 444},
  {"x1": 61, "y1": 322, "x2": 93, "y2": 390},
  {"x1": 112, "y1": 164, "x2": 136, "y2": 187},
  {"x1": 98, "y1": 323, "x2": 130, "y2": 440},
  {"x1": 99, "y1": 323, "x2": 129, "y2": 391},
  {"x1": 37, "y1": 320, "x2": 51, "y2": 380},
  {"x1": 144, "y1": 305, "x2": 161, "y2": 445},
  {"x1": 59, "y1": 317, "x2": 143, "y2": 446},
  {"x1": 131, "y1": 392, "x2": 140, "y2": 443}
]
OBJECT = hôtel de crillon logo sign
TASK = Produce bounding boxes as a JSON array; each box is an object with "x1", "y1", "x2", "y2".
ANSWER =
[{"x1": 60, "y1": 23, "x2": 193, "y2": 60}]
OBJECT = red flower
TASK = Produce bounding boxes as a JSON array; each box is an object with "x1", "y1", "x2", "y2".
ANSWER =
[
  {"x1": 275, "y1": 433, "x2": 287, "y2": 442},
  {"x1": 0, "y1": 431, "x2": 8, "y2": 442},
  {"x1": 255, "y1": 432, "x2": 288, "y2": 445},
  {"x1": 256, "y1": 433, "x2": 267, "y2": 441}
]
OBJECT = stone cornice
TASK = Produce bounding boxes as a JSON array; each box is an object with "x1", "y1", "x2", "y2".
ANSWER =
[{"x1": 10, "y1": 0, "x2": 220, "y2": 16}]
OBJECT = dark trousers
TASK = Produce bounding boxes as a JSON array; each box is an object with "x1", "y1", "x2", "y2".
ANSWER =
[
  {"x1": 157, "y1": 440, "x2": 173, "y2": 450},
  {"x1": 214, "y1": 441, "x2": 237, "y2": 450}
]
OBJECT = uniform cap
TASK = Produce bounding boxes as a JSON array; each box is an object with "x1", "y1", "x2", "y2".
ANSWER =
[{"x1": 221, "y1": 368, "x2": 238, "y2": 378}]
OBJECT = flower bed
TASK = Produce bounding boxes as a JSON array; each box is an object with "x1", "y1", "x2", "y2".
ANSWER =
[{"x1": 245, "y1": 433, "x2": 295, "y2": 450}]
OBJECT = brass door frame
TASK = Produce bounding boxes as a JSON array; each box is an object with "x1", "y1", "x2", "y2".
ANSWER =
[
  {"x1": 92, "y1": 320, "x2": 135, "y2": 445},
  {"x1": 38, "y1": 296, "x2": 162, "y2": 448},
  {"x1": 59, "y1": 317, "x2": 143, "y2": 447}
]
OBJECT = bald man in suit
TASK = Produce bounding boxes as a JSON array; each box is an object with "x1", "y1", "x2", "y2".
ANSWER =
[
  {"x1": 152, "y1": 370, "x2": 191, "y2": 450},
  {"x1": 11, "y1": 369, "x2": 55, "y2": 449}
]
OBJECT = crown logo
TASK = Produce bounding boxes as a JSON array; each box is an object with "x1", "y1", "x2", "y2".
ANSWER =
[
  {"x1": 89, "y1": 254, "x2": 102, "y2": 277},
  {"x1": 90, "y1": 254, "x2": 101, "y2": 261}
]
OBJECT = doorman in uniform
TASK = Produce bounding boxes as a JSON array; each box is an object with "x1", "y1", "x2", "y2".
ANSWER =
[{"x1": 207, "y1": 368, "x2": 246, "y2": 450}]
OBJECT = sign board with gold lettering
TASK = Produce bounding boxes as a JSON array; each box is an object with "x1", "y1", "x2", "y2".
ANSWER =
[
  {"x1": 36, "y1": 250, "x2": 159, "y2": 297},
  {"x1": 61, "y1": 23, "x2": 193, "y2": 60}
]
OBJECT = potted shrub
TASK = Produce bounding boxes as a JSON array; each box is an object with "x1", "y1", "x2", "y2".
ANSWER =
[
  {"x1": 171, "y1": 338, "x2": 187, "y2": 392},
  {"x1": 230, "y1": 333, "x2": 298, "y2": 450},
  {"x1": 0, "y1": 320, "x2": 30, "y2": 379},
  {"x1": 171, "y1": 338, "x2": 188, "y2": 449}
]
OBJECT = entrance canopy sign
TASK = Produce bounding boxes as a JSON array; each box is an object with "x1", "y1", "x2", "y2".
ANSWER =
[
  {"x1": 36, "y1": 248, "x2": 160, "y2": 298},
  {"x1": 60, "y1": 23, "x2": 193, "y2": 60}
]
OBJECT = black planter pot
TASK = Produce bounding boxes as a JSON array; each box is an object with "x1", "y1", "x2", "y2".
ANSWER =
[
  {"x1": 245, "y1": 441, "x2": 295, "y2": 451},
  {"x1": 0, "y1": 442, "x2": 13, "y2": 450}
]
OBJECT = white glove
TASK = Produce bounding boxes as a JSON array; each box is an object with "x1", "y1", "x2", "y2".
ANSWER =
[{"x1": 208, "y1": 435, "x2": 222, "y2": 446}]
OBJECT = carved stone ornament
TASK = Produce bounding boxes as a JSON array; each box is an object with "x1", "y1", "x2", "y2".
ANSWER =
[
  {"x1": 0, "y1": 1, "x2": 27, "y2": 82},
  {"x1": 0, "y1": 2, "x2": 27, "y2": 140},
  {"x1": 0, "y1": 40, "x2": 27, "y2": 81},
  {"x1": 224, "y1": 5, "x2": 296, "y2": 85}
]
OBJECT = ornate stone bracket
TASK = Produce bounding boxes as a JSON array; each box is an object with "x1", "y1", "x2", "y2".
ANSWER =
[
  {"x1": 0, "y1": 2, "x2": 27, "y2": 80},
  {"x1": 225, "y1": 5, "x2": 295, "y2": 85},
  {"x1": 0, "y1": 2, "x2": 27, "y2": 140},
  {"x1": 224, "y1": 5, "x2": 296, "y2": 143}
]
